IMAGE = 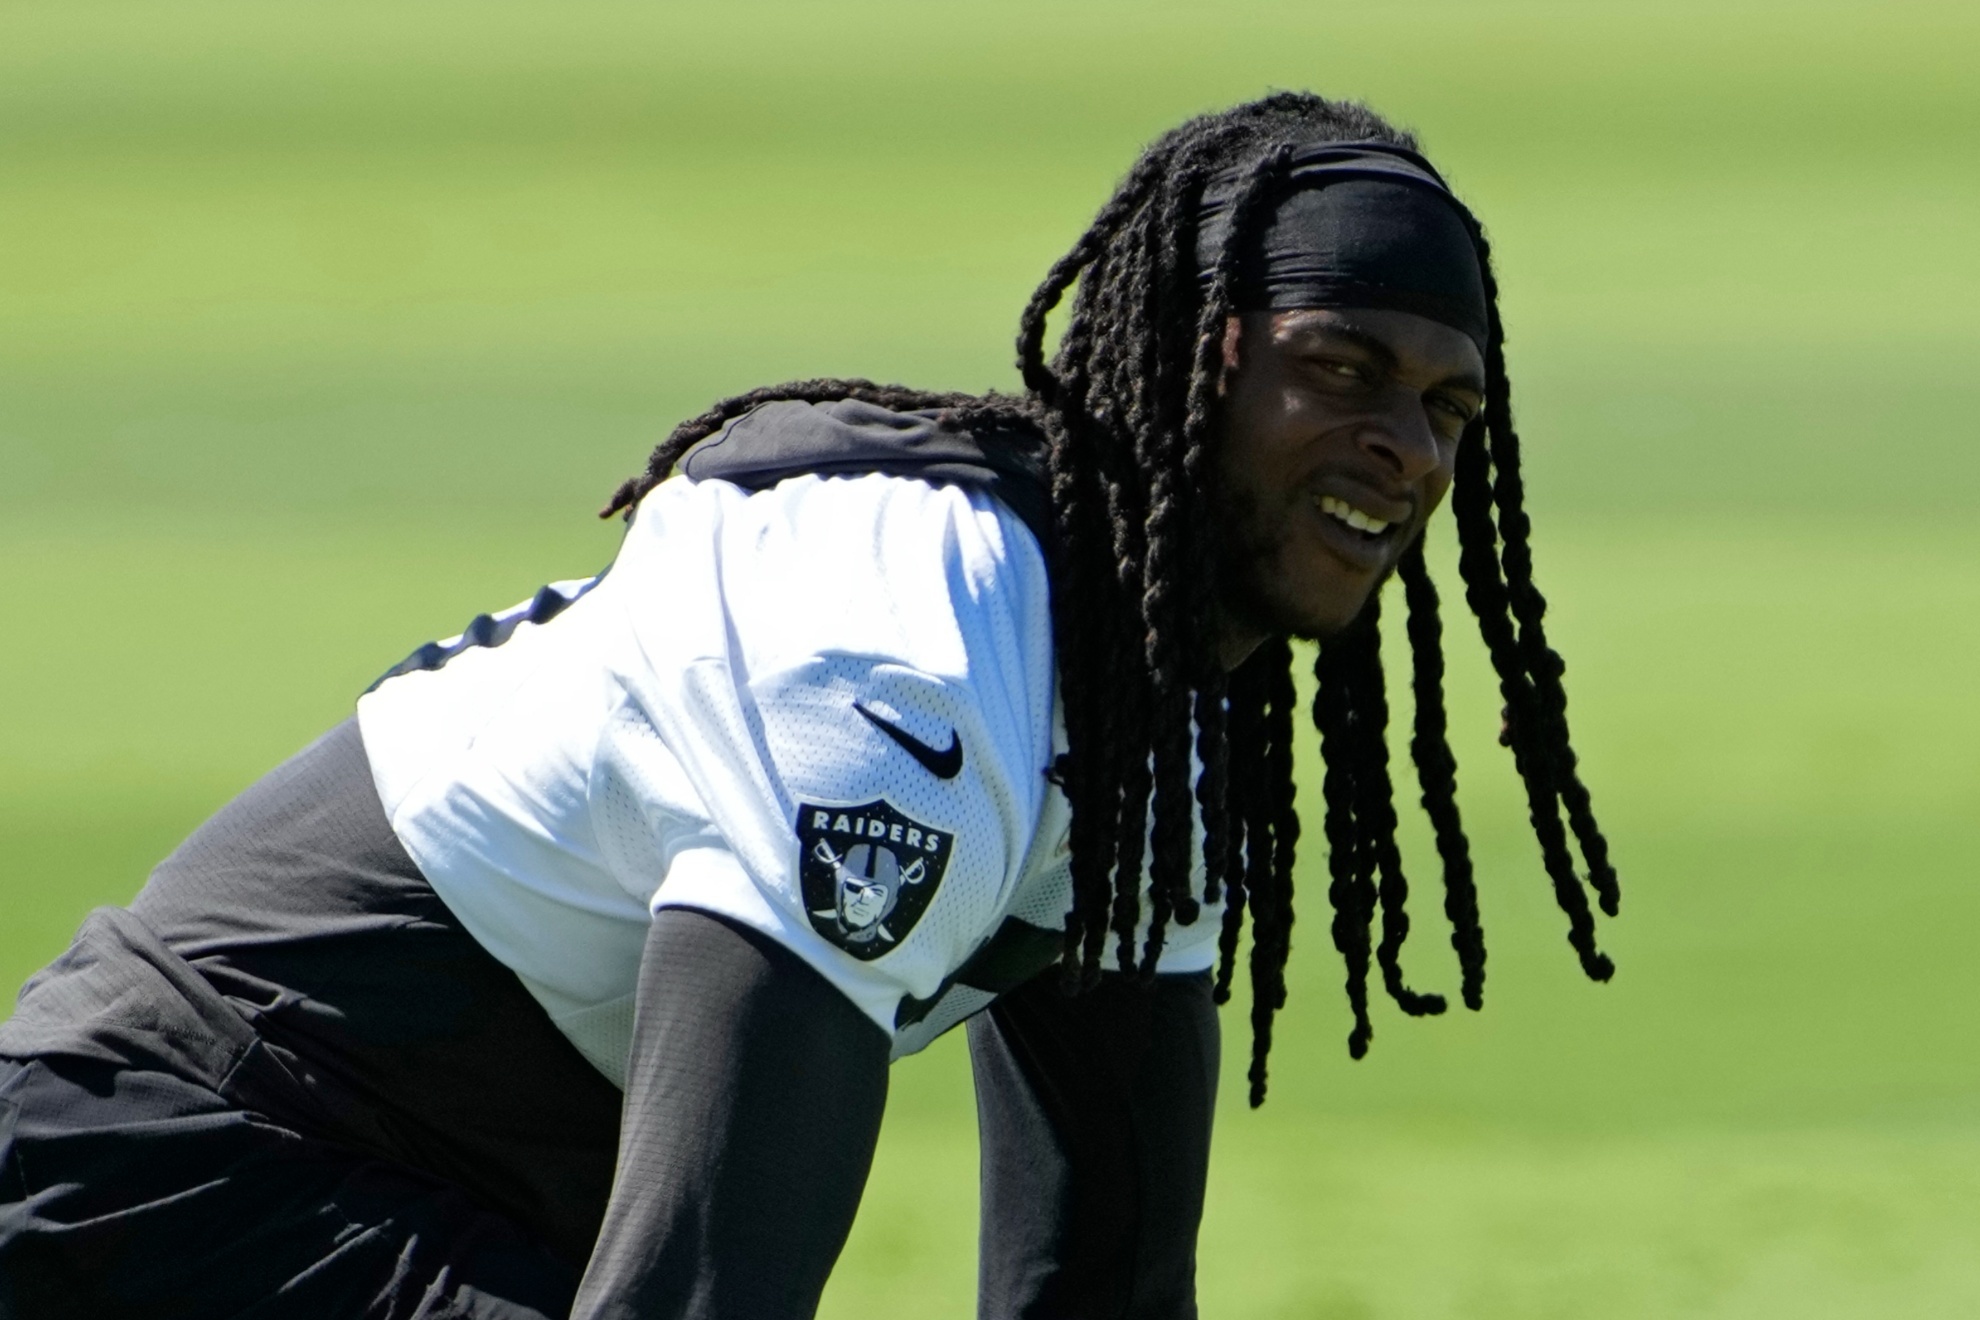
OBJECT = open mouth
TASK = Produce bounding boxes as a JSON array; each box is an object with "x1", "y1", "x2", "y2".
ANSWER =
[{"x1": 1316, "y1": 493, "x2": 1399, "y2": 542}]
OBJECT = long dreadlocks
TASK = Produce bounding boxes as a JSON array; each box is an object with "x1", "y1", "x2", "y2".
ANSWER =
[{"x1": 601, "y1": 92, "x2": 1618, "y2": 1105}]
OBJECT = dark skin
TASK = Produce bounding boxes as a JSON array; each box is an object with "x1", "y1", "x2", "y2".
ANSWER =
[{"x1": 1212, "y1": 306, "x2": 1486, "y2": 668}]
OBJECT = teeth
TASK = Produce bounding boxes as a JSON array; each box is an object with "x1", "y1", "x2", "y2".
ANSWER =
[{"x1": 1318, "y1": 494, "x2": 1392, "y2": 535}]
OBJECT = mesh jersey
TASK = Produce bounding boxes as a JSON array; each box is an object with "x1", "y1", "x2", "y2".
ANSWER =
[{"x1": 358, "y1": 467, "x2": 1222, "y2": 1084}]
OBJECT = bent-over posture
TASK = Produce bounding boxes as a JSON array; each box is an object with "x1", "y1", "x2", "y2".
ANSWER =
[{"x1": 0, "y1": 93, "x2": 1619, "y2": 1320}]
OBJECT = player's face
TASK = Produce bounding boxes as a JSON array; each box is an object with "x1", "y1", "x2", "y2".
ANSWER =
[{"x1": 1212, "y1": 307, "x2": 1485, "y2": 664}]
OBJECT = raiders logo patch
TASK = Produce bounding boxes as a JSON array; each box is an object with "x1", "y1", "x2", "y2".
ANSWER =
[{"x1": 798, "y1": 799, "x2": 955, "y2": 959}]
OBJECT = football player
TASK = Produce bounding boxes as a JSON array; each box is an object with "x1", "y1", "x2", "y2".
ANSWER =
[{"x1": 0, "y1": 92, "x2": 1618, "y2": 1319}]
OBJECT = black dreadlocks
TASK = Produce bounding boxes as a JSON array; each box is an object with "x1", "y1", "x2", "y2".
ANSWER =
[{"x1": 601, "y1": 92, "x2": 1618, "y2": 1105}]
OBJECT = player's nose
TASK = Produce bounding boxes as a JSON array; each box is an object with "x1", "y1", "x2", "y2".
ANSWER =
[{"x1": 1356, "y1": 398, "x2": 1441, "y2": 484}]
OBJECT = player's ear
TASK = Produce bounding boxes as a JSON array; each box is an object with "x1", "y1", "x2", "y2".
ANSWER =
[{"x1": 1217, "y1": 315, "x2": 1243, "y2": 397}]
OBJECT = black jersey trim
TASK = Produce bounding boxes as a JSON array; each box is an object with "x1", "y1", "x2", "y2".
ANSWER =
[
  {"x1": 894, "y1": 917, "x2": 1064, "y2": 1030},
  {"x1": 364, "y1": 575, "x2": 602, "y2": 695},
  {"x1": 677, "y1": 398, "x2": 1051, "y2": 551}
]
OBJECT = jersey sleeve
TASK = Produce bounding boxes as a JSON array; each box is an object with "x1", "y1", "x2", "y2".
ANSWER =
[{"x1": 591, "y1": 473, "x2": 1059, "y2": 1039}]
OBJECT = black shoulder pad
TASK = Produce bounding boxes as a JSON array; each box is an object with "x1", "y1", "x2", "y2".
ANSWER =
[{"x1": 676, "y1": 399, "x2": 1051, "y2": 550}]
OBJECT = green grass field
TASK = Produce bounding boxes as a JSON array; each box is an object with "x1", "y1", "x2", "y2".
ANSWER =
[{"x1": 3, "y1": 2, "x2": 1977, "y2": 1314}]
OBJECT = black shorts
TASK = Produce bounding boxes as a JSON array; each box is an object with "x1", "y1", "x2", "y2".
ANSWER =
[
  {"x1": 0, "y1": 1042, "x2": 577, "y2": 1319},
  {"x1": 0, "y1": 722, "x2": 1218, "y2": 1319}
]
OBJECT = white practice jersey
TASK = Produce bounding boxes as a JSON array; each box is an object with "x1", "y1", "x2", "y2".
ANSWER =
[{"x1": 358, "y1": 470, "x2": 1222, "y2": 1085}]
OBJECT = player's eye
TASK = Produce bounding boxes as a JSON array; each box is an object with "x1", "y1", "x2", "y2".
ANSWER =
[
  {"x1": 1313, "y1": 356, "x2": 1372, "y2": 384},
  {"x1": 1428, "y1": 393, "x2": 1478, "y2": 425}
]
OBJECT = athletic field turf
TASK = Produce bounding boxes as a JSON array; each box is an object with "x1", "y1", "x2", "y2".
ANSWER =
[{"x1": 3, "y1": 3, "x2": 1975, "y2": 1314}]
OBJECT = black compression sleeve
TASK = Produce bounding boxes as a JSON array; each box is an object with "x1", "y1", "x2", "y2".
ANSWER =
[
  {"x1": 572, "y1": 907, "x2": 891, "y2": 1320},
  {"x1": 968, "y1": 971, "x2": 1220, "y2": 1320}
]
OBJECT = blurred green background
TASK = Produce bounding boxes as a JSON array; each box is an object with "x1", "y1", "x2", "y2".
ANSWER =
[{"x1": 2, "y1": 1, "x2": 1976, "y2": 1314}]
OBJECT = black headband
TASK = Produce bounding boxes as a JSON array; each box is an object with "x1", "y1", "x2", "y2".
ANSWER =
[{"x1": 1196, "y1": 141, "x2": 1490, "y2": 352}]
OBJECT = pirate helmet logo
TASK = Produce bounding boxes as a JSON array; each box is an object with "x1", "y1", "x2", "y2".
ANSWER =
[{"x1": 797, "y1": 799, "x2": 954, "y2": 958}]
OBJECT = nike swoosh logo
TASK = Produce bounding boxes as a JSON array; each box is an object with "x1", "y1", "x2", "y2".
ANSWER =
[{"x1": 853, "y1": 702, "x2": 964, "y2": 780}]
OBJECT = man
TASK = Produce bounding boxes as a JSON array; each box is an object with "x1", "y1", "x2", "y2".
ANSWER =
[{"x1": 0, "y1": 92, "x2": 1617, "y2": 1319}]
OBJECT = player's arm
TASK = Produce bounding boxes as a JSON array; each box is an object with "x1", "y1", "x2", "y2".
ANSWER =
[
  {"x1": 969, "y1": 968, "x2": 1219, "y2": 1319},
  {"x1": 570, "y1": 906, "x2": 889, "y2": 1319}
]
